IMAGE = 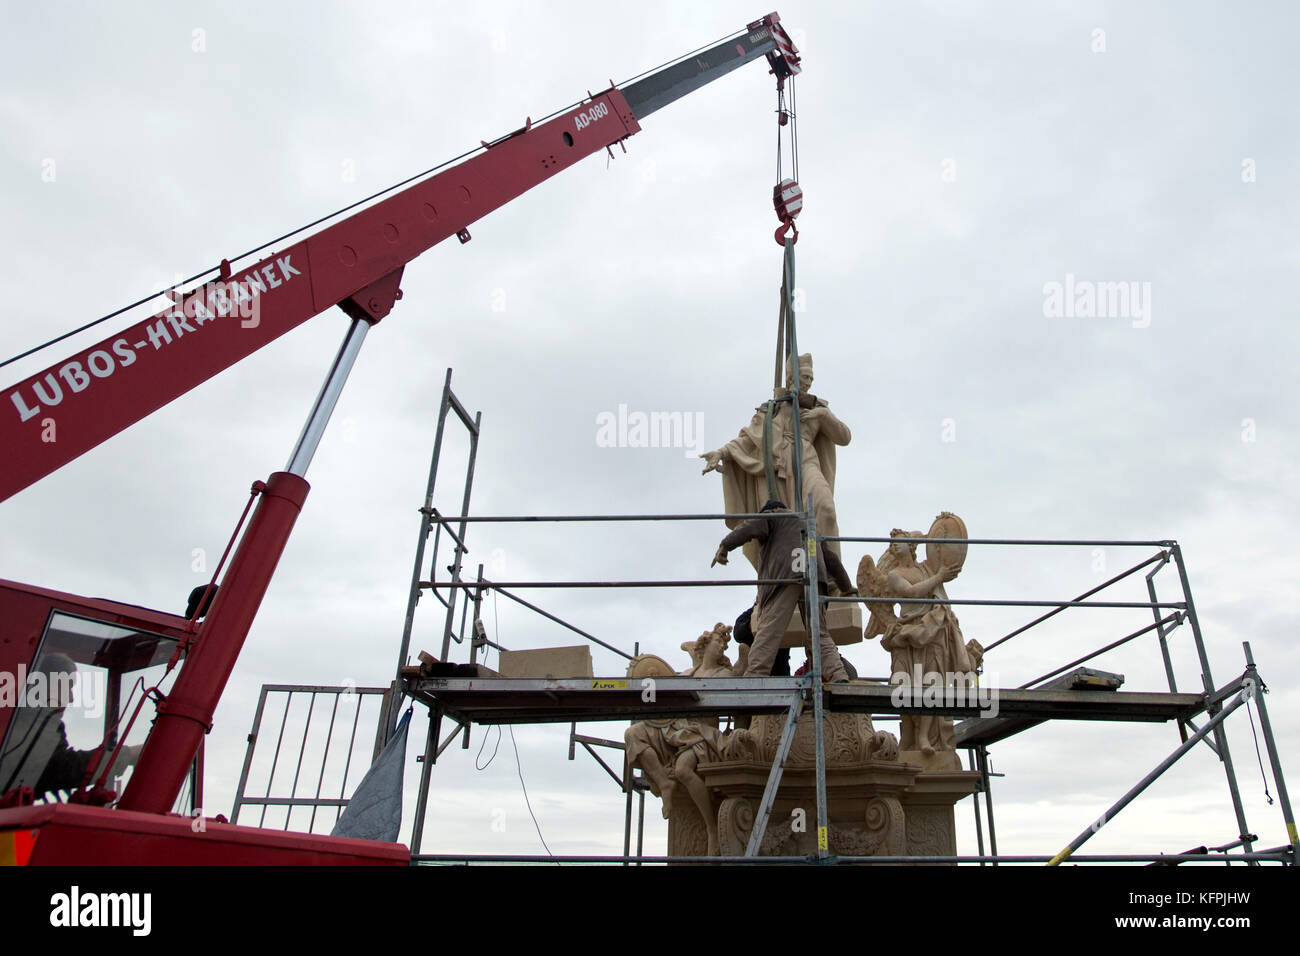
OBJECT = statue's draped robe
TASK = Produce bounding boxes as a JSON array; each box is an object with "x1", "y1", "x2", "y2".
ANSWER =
[
  {"x1": 624, "y1": 660, "x2": 738, "y2": 793},
  {"x1": 719, "y1": 399, "x2": 846, "y2": 569},
  {"x1": 879, "y1": 563, "x2": 973, "y2": 751}
]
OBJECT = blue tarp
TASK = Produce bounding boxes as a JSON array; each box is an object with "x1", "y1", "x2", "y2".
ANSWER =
[{"x1": 331, "y1": 708, "x2": 411, "y2": 843}]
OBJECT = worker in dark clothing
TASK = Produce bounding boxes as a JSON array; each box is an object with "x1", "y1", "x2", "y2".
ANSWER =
[
  {"x1": 733, "y1": 604, "x2": 790, "y2": 677},
  {"x1": 0, "y1": 654, "x2": 141, "y2": 801},
  {"x1": 712, "y1": 500, "x2": 850, "y2": 681}
]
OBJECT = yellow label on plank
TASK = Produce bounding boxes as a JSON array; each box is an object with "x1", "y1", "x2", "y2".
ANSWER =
[
  {"x1": 592, "y1": 679, "x2": 628, "y2": 689},
  {"x1": 817, "y1": 826, "x2": 828, "y2": 851}
]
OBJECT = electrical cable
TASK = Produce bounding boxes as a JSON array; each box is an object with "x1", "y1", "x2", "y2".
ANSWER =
[
  {"x1": 616, "y1": 27, "x2": 748, "y2": 88},
  {"x1": 1245, "y1": 694, "x2": 1275, "y2": 805},
  {"x1": 510, "y1": 725, "x2": 556, "y2": 862},
  {"x1": 490, "y1": 584, "x2": 555, "y2": 860},
  {"x1": 474, "y1": 592, "x2": 503, "y2": 771},
  {"x1": 1, "y1": 27, "x2": 750, "y2": 372}
]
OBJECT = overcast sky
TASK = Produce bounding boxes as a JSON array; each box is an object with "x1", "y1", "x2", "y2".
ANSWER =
[{"x1": 2, "y1": 0, "x2": 1296, "y2": 862}]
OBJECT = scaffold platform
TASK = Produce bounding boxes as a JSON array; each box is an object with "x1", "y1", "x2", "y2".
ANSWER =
[{"x1": 404, "y1": 675, "x2": 1208, "y2": 729}]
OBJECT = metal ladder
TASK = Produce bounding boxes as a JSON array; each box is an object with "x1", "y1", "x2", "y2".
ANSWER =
[{"x1": 388, "y1": 368, "x2": 483, "y2": 853}]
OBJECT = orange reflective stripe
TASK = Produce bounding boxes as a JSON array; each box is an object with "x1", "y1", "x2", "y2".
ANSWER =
[{"x1": 0, "y1": 829, "x2": 37, "y2": 866}]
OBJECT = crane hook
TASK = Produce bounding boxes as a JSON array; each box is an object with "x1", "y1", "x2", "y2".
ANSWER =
[
  {"x1": 773, "y1": 178, "x2": 802, "y2": 246},
  {"x1": 774, "y1": 217, "x2": 799, "y2": 246}
]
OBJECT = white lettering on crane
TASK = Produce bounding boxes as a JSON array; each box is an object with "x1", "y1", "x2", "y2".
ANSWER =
[
  {"x1": 59, "y1": 361, "x2": 90, "y2": 394},
  {"x1": 573, "y1": 101, "x2": 609, "y2": 131},
  {"x1": 166, "y1": 313, "x2": 196, "y2": 337},
  {"x1": 112, "y1": 338, "x2": 137, "y2": 368},
  {"x1": 7, "y1": 256, "x2": 301, "y2": 424},
  {"x1": 10, "y1": 390, "x2": 40, "y2": 422}
]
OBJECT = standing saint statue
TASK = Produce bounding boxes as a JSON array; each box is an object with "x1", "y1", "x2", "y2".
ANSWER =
[{"x1": 699, "y1": 352, "x2": 851, "y2": 569}]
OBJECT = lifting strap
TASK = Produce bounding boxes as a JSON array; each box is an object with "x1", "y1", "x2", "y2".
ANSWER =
[
  {"x1": 761, "y1": 239, "x2": 797, "y2": 505},
  {"x1": 762, "y1": 75, "x2": 801, "y2": 507}
]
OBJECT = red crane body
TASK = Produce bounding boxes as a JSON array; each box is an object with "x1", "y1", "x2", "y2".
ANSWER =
[
  {"x1": 0, "y1": 87, "x2": 643, "y2": 503},
  {"x1": 0, "y1": 14, "x2": 800, "y2": 863}
]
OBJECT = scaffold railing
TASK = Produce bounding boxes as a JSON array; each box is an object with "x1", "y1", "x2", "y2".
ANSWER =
[{"x1": 394, "y1": 505, "x2": 1297, "y2": 866}]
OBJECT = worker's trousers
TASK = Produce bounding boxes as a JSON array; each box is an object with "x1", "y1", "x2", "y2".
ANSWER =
[{"x1": 744, "y1": 584, "x2": 848, "y2": 681}]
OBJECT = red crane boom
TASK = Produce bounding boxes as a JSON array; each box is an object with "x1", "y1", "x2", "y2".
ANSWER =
[
  {"x1": 0, "y1": 14, "x2": 801, "y2": 853},
  {"x1": 0, "y1": 15, "x2": 799, "y2": 503}
]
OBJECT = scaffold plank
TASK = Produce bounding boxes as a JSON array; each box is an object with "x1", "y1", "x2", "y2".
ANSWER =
[
  {"x1": 954, "y1": 667, "x2": 1129, "y2": 747},
  {"x1": 401, "y1": 677, "x2": 1205, "y2": 728}
]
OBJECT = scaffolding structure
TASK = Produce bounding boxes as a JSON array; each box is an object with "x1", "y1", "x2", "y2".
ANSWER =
[
  {"x1": 230, "y1": 683, "x2": 391, "y2": 832},
  {"x1": 380, "y1": 248, "x2": 1294, "y2": 863},
  {"x1": 234, "y1": 395, "x2": 1299, "y2": 864},
  {"x1": 398, "y1": 532, "x2": 1294, "y2": 865},
  {"x1": 237, "y1": 243, "x2": 1297, "y2": 865}
]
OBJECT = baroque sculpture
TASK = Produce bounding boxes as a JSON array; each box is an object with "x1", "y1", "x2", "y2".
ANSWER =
[
  {"x1": 857, "y1": 512, "x2": 984, "y2": 759},
  {"x1": 699, "y1": 352, "x2": 851, "y2": 568},
  {"x1": 623, "y1": 623, "x2": 755, "y2": 855}
]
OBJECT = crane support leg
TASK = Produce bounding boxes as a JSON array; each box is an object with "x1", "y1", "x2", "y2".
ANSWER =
[{"x1": 118, "y1": 471, "x2": 310, "y2": 813}]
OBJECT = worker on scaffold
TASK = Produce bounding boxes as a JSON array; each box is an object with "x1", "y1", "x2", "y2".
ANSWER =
[{"x1": 711, "y1": 500, "x2": 852, "y2": 681}]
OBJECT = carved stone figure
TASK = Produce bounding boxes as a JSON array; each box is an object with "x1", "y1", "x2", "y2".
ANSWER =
[
  {"x1": 699, "y1": 353, "x2": 851, "y2": 568},
  {"x1": 705, "y1": 714, "x2": 910, "y2": 859},
  {"x1": 858, "y1": 513, "x2": 983, "y2": 758},
  {"x1": 748, "y1": 710, "x2": 898, "y2": 767},
  {"x1": 623, "y1": 623, "x2": 754, "y2": 855}
]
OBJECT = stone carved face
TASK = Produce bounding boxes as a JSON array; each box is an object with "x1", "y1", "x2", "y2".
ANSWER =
[
  {"x1": 889, "y1": 529, "x2": 919, "y2": 563},
  {"x1": 783, "y1": 353, "x2": 814, "y2": 394},
  {"x1": 703, "y1": 627, "x2": 730, "y2": 665}
]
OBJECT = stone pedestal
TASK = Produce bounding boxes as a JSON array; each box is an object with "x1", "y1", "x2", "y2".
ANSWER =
[{"x1": 666, "y1": 710, "x2": 977, "y2": 860}]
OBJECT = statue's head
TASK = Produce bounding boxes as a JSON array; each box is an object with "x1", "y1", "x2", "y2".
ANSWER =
[
  {"x1": 889, "y1": 528, "x2": 920, "y2": 562},
  {"x1": 783, "y1": 352, "x2": 814, "y2": 394},
  {"x1": 706, "y1": 623, "x2": 730, "y2": 656},
  {"x1": 693, "y1": 625, "x2": 731, "y2": 668}
]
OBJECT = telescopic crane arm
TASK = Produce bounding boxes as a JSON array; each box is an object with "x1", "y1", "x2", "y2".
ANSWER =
[
  {"x1": 30, "y1": 15, "x2": 798, "y2": 815},
  {"x1": 0, "y1": 14, "x2": 799, "y2": 504}
]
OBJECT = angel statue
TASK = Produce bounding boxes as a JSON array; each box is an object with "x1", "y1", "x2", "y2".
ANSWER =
[
  {"x1": 857, "y1": 513, "x2": 984, "y2": 756},
  {"x1": 623, "y1": 623, "x2": 755, "y2": 855}
]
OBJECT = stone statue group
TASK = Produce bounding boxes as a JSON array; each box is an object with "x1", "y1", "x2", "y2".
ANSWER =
[{"x1": 624, "y1": 352, "x2": 984, "y2": 854}]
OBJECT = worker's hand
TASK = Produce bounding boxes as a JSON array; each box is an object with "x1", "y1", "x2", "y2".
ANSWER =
[
  {"x1": 700, "y1": 450, "x2": 723, "y2": 475},
  {"x1": 711, "y1": 545, "x2": 729, "y2": 567},
  {"x1": 106, "y1": 743, "x2": 145, "y2": 783}
]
